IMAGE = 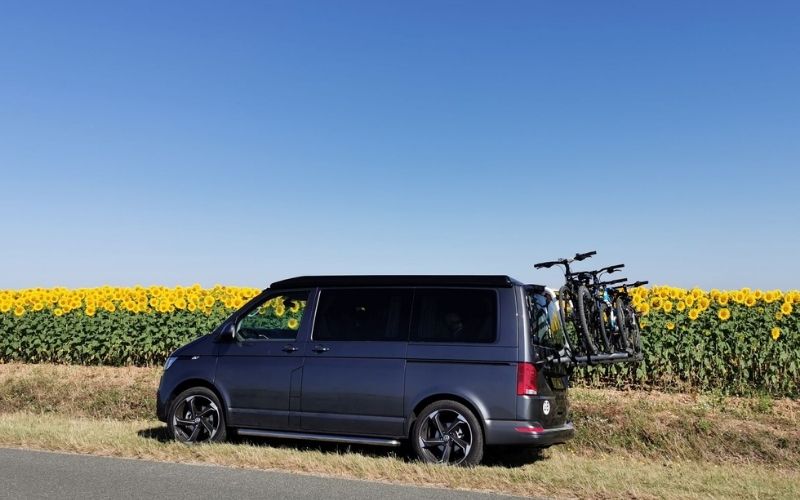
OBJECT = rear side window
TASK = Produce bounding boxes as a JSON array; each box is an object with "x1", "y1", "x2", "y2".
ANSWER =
[
  {"x1": 313, "y1": 288, "x2": 412, "y2": 341},
  {"x1": 411, "y1": 289, "x2": 497, "y2": 343}
]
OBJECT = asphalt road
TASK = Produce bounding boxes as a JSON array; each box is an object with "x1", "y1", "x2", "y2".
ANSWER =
[{"x1": 0, "y1": 448, "x2": 521, "y2": 499}]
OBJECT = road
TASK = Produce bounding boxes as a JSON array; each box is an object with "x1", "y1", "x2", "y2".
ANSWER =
[{"x1": 0, "y1": 448, "x2": 521, "y2": 499}]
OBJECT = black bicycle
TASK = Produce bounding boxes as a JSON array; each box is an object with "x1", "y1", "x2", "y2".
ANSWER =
[
  {"x1": 571, "y1": 266, "x2": 628, "y2": 354},
  {"x1": 534, "y1": 251, "x2": 599, "y2": 356},
  {"x1": 608, "y1": 280, "x2": 648, "y2": 356}
]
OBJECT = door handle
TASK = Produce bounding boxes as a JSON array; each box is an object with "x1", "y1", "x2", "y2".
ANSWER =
[
  {"x1": 282, "y1": 345, "x2": 299, "y2": 353},
  {"x1": 312, "y1": 345, "x2": 330, "y2": 353}
]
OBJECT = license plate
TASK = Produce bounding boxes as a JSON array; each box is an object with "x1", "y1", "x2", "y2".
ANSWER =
[{"x1": 549, "y1": 377, "x2": 566, "y2": 390}]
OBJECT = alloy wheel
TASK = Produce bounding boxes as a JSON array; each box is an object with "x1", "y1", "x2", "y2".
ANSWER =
[
  {"x1": 172, "y1": 394, "x2": 220, "y2": 442},
  {"x1": 417, "y1": 409, "x2": 473, "y2": 465}
]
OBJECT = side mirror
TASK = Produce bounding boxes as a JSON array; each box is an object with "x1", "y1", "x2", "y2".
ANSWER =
[{"x1": 217, "y1": 322, "x2": 236, "y2": 342}]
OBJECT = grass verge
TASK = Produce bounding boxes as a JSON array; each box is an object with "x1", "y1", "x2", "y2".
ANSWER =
[
  {"x1": 1, "y1": 363, "x2": 798, "y2": 498},
  {"x1": 2, "y1": 363, "x2": 797, "y2": 466},
  {"x1": 0, "y1": 412, "x2": 797, "y2": 499}
]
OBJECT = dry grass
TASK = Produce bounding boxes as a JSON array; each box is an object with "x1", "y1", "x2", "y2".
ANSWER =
[
  {"x1": 1, "y1": 362, "x2": 798, "y2": 467},
  {"x1": 0, "y1": 412, "x2": 797, "y2": 499},
  {"x1": 0, "y1": 362, "x2": 799, "y2": 498},
  {"x1": 569, "y1": 388, "x2": 800, "y2": 466},
  {"x1": 0, "y1": 363, "x2": 159, "y2": 420}
]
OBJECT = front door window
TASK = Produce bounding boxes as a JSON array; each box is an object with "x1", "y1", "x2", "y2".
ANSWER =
[{"x1": 237, "y1": 291, "x2": 308, "y2": 341}]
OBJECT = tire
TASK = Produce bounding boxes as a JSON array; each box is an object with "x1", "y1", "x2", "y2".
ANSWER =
[
  {"x1": 625, "y1": 305, "x2": 642, "y2": 355},
  {"x1": 575, "y1": 286, "x2": 601, "y2": 355},
  {"x1": 412, "y1": 400, "x2": 484, "y2": 466},
  {"x1": 167, "y1": 387, "x2": 227, "y2": 443},
  {"x1": 557, "y1": 286, "x2": 584, "y2": 356},
  {"x1": 613, "y1": 298, "x2": 631, "y2": 352}
]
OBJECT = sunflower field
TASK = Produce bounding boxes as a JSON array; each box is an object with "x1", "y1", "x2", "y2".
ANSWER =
[
  {"x1": 0, "y1": 285, "x2": 798, "y2": 396},
  {"x1": 577, "y1": 286, "x2": 800, "y2": 397}
]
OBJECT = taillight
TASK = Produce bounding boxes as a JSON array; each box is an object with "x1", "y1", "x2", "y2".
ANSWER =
[{"x1": 517, "y1": 362, "x2": 538, "y2": 396}]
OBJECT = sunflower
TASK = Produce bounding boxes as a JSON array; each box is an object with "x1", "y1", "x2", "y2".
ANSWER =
[
  {"x1": 780, "y1": 302, "x2": 793, "y2": 316},
  {"x1": 676, "y1": 301, "x2": 686, "y2": 312},
  {"x1": 666, "y1": 321, "x2": 675, "y2": 331},
  {"x1": 662, "y1": 301, "x2": 673, "y2": 313},
  {"x1": 717, "y1": 294, "x2": 729, "y2": 306},
  {"x1": 638, "y1": 303, "x2": 651, "y2": 315},
  {"x1": 287, "y1": 318, "x2": 300, "y2": 330},
  {"x1": 13, "y1": 306, "x2": 25, "y2": 317},
  {"x1": 771, "y1": 327, "x2": 781, "y2": 341},
  {"x1": 718, "y1": 308, "x2": 731, "y2": 321},
  {"x1": 697, "y1": 297, "x2": 711, "y2": 310},
  {"x1": 688, "y1": 309, "x2": 700, "y2": 321},
  {"x1": 745, "y1": 296, "x2": 756, "y2": 307}
]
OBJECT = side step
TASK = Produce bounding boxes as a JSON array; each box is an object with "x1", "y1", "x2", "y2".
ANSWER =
[{"x1": 236, "y1": 429, "x2": 402, "y2": 447}]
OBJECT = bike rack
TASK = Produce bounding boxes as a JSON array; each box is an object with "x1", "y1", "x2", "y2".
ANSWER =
[{"x1": 572, "y1": 351, "x2": 643, "y2": 366}]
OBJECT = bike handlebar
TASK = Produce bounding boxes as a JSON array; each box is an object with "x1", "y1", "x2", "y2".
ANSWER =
[
  {"x1": 534, "y1": 260, "x2": 562, "y2": 269},
  {"x1": 627, "y1": 280, "x2": 649, "y2": 288},
  {"x1": 602, "y1": 278, "x2": 628, "y2": 286},
  {"x1": 574, "y1": 251, "x2": 597, "y2": 261},
  {"x1": 600, "y1": 264, "x2": 625, "y2": 274}
]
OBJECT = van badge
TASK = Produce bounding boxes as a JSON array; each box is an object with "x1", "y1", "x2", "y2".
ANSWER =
[{"x1": 543, "y1": 400, "x2": 551, "y2": 415}]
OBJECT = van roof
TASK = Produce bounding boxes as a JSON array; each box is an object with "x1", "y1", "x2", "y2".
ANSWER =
[{"x1": 270, "y1": 275, "x2": 523, "y2": 289}]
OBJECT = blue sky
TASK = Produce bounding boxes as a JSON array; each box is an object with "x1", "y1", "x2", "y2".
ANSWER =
[{"x1": 1, "y1": 1, "x2": 798, "y2": 290}]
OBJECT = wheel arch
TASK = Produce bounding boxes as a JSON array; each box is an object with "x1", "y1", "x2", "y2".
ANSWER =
[
  {"x1": 406, "y1": 393, "x2": 487, "y2": 439},
  {"x1": 168, "y1": 379, "x2": 228, "y2": 421}
]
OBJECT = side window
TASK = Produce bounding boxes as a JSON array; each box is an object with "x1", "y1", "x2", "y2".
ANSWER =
[
  {"x1": 237, "y1": 290, "x2": 309, "y2": 341},
  {"x1": 313, "y1": 288, "x2": 412, "y2": 341},
  {"x1": 411, "y1": 289, "x2": 497, "y2": 343}
]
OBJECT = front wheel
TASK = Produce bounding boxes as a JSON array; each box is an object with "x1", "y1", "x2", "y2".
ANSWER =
[
  {"x1": 412, "y1": 400, "x2": 484, "y2": 466},
  {"x1": 167, "y1": 387, "x2": 227, "y2": 443}
]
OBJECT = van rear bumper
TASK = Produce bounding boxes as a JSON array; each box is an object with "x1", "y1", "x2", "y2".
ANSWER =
[{"x1": 484, "y1": 420, "x2": 574, "y2": 446}]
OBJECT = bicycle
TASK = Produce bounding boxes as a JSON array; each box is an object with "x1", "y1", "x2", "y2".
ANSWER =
[
  {"x1": 534, "y1": 251, "x2": 599, "y2": 356},
  {"x1": 608, "y1": 280, "x2": 648, "y2": 356},
  {"x1": 571, "y1": 266, "x2": 628, "y2": 354}
]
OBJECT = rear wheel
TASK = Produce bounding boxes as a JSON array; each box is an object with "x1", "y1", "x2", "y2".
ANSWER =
[
  {"x1": 412, "y1": 400, "x2": 484, "y2": 466},
  {"x1": 625, "y1": 305, "x2": 642, "y2": 355},
  {"x1": 575, "y1": 286, "x2": 601, "y2": 355},
  {"x1": 557, "y1": 286, "x2": 585, "y2": 356},
  {"x1": 613, "y1": 298, "x2": 631, "y2": 352}
]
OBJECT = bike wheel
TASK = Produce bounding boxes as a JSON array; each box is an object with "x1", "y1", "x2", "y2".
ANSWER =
[
  {"x1": 575, "y1": 286, "x2": 600, "y2": 355},
  {"x1": 624, "y1": 305, "x2": 642, "y2": 355},
  {"x1": 557, "y1": 286, "x2": 585, "y2": 356},
  {"x1": 595, "y1": 301, "x2": 613, "y2": 353},
  {"x1": 613, "y1": 298, "x2": 631, "y2": 352}
]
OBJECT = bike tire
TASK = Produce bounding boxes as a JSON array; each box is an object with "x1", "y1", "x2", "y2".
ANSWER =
[
  {"x1": 624, "y1": 304, "x2": 642, "y2": 355},
  {"x1": 557, "y1": 285, "x2": 585, "y2": 356},
  {"x1": 596, "y1": 301, "x2": 613, "y2": 353},
  {"x1": 575, "y1": 286, "x2": 600, "y2": 355},
  {"x1": 613, "y1": 298, "x2": 631, "y2": 352}
]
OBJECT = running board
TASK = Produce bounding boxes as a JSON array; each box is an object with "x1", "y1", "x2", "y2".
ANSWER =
[{"x1": 236, "y1": 429, "x2": 402, "y2": 447}]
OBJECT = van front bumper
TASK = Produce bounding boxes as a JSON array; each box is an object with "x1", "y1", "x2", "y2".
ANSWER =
[{"x1": 484, "y1": 420, "x2": 574, "y2": 446}]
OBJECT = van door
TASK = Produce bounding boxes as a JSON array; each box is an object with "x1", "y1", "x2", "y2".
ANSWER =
[
  {"x1": 299, "y1": 288, "x2": 412, "y2": 438},
  {"x1": 215, "y1": 290, "x2": 311, "y2": 431}
]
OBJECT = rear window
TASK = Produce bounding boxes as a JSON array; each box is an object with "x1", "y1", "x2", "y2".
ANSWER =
[
  {"x1": 411, "y1": 289, "x2": 497, "y2": 343},
  {"x1": 527, "y1": 288, "x2": 565, "y2": 350}
]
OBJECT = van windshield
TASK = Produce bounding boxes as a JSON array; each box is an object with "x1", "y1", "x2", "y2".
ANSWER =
[{"x1": 526, "y1": 288, "x2": 565, "y2": 350}]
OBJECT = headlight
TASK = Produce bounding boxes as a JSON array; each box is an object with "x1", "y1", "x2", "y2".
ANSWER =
[{"x1": 164, "y1": 356, "x2": 177, "y2": 371}]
